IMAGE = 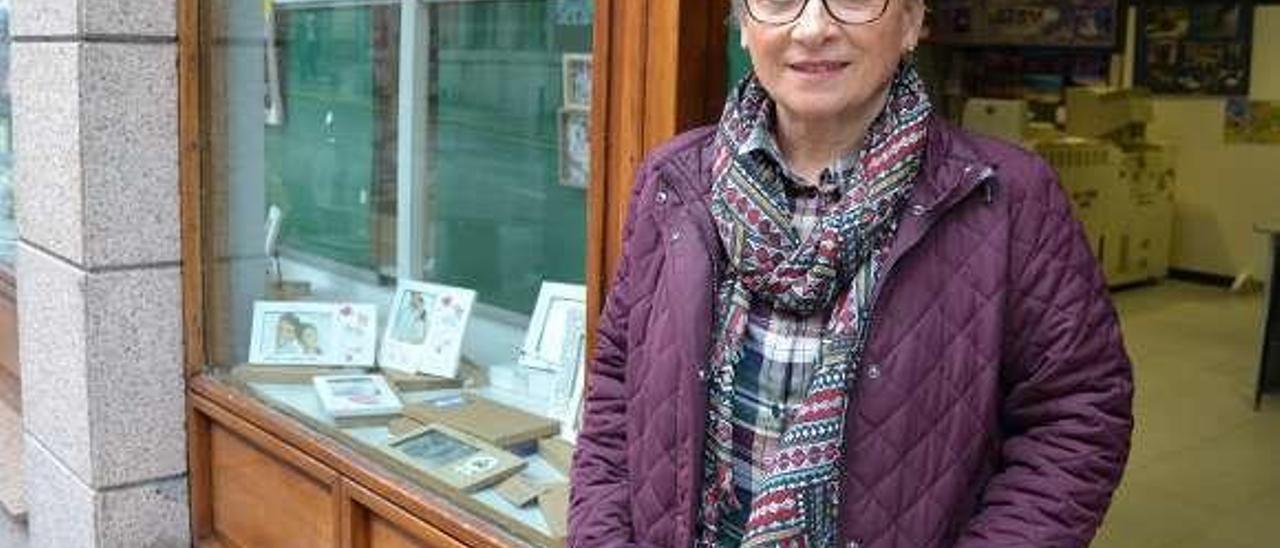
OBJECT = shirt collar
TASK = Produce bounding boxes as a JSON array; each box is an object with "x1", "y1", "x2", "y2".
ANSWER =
[{"x1": 735, "y1": 105, "x2": 861, "y2": 195}]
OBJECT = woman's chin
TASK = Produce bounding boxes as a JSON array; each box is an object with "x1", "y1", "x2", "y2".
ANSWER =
[{"x1": 778, "y1": 96, "x2": 857, "y2": 123}]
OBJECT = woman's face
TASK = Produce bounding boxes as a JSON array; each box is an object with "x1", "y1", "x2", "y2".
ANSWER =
[
  {"x1": 739, "y1": 0, "x2": 924, "y2": 122},
  {"x1": 277, "y1": 321, "x2": 297, "y2": 344},
  {"x1": 301, "y1": 326, "x2": 319, "y2": 349}
]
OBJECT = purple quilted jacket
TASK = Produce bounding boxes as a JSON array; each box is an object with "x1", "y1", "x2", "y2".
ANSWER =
[{"x1": 569, "y1": 118, "x2": 1134, "y2": 548}]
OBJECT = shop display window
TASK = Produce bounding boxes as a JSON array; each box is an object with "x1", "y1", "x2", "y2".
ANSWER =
[{"x1": 201, "y1": 1, "x2": 593, "y2": 544}]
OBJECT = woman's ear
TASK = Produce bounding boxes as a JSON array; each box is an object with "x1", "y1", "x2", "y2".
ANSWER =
[{"x1": 901, "y1": 0, "x2": 926, "y2": 53}]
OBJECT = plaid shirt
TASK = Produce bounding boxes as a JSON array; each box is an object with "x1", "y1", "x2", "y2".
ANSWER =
[{"x1": 717, "y1": 115, "x2": 903, "y2": 541}]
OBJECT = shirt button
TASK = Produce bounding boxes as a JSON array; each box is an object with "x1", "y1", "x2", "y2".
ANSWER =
[
  {"x1": 656, "y1": 189, "x2": 669, "y2": 204},
  {"x1": 671, "y1": 231, "x2": 681, "y2": 242},
  {"x1": 848, "y1": 541, "x2": 861, "y2": 548},
  {"x1": 866, "y1": 364, "x2": 881, "y2": 380}
]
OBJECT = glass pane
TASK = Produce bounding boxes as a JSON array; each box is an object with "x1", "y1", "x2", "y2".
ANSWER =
[
  {"x1": 428, "y1": 1, "x2": 589, "y2": 314},
  {"x1": 267, "y1": 6, "x2": 400, "y2": 274},
  {"x1": 0, "y1": 1, "x2": 14, "y2": 266},
  {"x1": 203, "y1": 1, "x2": 593, "y2": 545}
]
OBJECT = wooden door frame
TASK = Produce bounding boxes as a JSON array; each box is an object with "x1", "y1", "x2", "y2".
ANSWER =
[
  {"x1": 0, "y1": 267, "x2": 19, "y2": 413},
  {"x1": 586, "y1": 0, "x2": 728, "y2": 349}
]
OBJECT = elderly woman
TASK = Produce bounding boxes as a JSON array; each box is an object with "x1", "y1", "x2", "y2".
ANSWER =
[{"x1": 569, "y1": 0, "x2": 1133, "y2": 546}]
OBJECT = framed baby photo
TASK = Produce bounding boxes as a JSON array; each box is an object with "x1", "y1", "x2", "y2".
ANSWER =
[
  {"x1": 248, "y1": 302, "x2": 378, "y2": 366},
  {"x1": 383, "y1": 424, "x2": 525, "y2": 493},
  {"x1": 558, "y1": 107, "x2": 590, "y2": 189},
  {"x1": 561, "y1": 53, "x2": 592, "y2": 109},
  {"x1": 312, "y1": 374, "x2": 403, "y2": 418},
  {"x1": 519, "y1": 282, "x2": 587, "y2": 442},
  {"x1": 379, "y1": 281, "x2": 476, "y2": 378}
]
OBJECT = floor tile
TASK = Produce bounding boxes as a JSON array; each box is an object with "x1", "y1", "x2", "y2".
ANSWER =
[{"x1": 1092, "y1": 280, "x2": 1278, "y2": 547}]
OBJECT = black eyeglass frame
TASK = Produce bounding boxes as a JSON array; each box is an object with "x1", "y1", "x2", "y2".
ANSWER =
[{"x1": 740, "y1": 0, "x2": 892, "y2": 26}]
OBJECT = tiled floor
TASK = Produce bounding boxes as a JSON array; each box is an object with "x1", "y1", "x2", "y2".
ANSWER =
[{"x1": 1092, "y1": 280, "x2": 1280, "y2": 548}]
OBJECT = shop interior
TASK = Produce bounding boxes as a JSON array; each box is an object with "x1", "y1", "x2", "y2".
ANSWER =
[{"x1": 905, "y1": 4, "x2": 1280, "y2": 547}]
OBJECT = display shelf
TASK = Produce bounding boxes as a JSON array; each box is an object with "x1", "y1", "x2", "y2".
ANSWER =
[{"x1": 209, "y1": 364, "x2": 570, "y2": 546}]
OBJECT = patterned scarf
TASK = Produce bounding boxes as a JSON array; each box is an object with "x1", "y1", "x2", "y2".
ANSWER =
[{"x1": 700, "y1": 61, "x2": 932, "y2": 547}]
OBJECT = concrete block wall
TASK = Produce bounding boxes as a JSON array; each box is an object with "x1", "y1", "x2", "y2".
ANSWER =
[{"x1": 10, "y1": 1, "x2": 188, "y2": 547}]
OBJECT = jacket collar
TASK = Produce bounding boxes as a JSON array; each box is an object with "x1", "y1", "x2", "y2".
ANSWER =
[{"x1": 914, "y1": 116, "x2": 998, "y2": 214}]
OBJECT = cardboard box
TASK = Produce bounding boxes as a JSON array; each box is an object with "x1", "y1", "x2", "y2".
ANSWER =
[{"x1": 404, "y1": 395, "x2": 559, "y2": 448}]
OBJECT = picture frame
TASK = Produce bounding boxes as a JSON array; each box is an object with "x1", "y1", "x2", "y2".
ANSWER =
[
  {"x1": 519, "y1": 282, "x2": 587, "y2": 442},
  {"x1": 248, "y1": 301, "x2": 378, "y2": 366},
  {"x1": 520, "y1": 282, "x2": 587, "y2": 373},
  {"x1": 379, "y1": 280, "x2": 476, "y2": 378},
  {"x1": 312, "y1": 374, "x2": 403, "y2": 418},
  {"x1": 926, "y1": 0, "x2": 1121, "y2": 49},
  {"x1": 382, "y1": 424, "x2": 525, "y2": 493},
  {"x1": 1134, "y1": 1, "x2": 1253, "y2": 95},
  {"x1": 403, "y1": 394, "x2": 561, "y2": 449},
  {"x1": 554, "y1": 0, "x2": 594, "y2": 26},
  {"x1": 561, "y1": 53, "x2": 592, "y2": 109},
  {"x1": 558, "y1": 107, "x2": 590, "y2": 190}
]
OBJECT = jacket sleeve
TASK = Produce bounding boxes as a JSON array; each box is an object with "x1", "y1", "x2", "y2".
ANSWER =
[
  {"x1": 956, "y1": 160, "x2": 1135, "y2": 547},
  {"x1": 567, "y1": 160, "x2": 659, "y2": 548}
]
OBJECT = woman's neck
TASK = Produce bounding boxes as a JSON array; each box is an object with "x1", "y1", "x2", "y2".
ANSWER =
[{"x1": 774, "y1": 86, "x2": 890, "y2": 184}]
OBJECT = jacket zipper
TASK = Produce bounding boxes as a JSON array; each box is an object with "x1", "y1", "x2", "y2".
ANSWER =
[{"x1": 833, "y1": 163, "x2": 995, "y2": 545}]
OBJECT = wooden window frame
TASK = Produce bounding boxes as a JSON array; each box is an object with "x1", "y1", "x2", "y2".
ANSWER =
[
  {"x1": 180, "y1": 0, "x2": 729, "y2": 545},
  {"x1": 0, "y1": 266, "x2": 18, "y2": 414}
]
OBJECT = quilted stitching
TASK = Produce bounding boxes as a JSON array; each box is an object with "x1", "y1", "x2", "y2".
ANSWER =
[{"x1": 569, "y1": 122, "x2": 1133, "y2": 548}]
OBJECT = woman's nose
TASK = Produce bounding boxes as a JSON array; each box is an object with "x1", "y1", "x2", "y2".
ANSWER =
[{"x1": 791, "y1": 0, "x2": 836, "y2": 43}]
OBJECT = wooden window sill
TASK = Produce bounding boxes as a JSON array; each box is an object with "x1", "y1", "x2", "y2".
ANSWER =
[
  {"x1": 190, "y1": 374, "x2": 528, "y2": 548},
  {"x1": 0, "y1": 397, "x2": 25, "y2": 519}
]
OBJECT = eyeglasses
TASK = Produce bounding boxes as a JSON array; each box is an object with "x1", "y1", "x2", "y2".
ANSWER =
[{"x1": 741, "y1": 0, "x2": 891, "y2": 26}]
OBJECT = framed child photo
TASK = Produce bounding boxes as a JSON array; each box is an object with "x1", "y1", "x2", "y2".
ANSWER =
[
  {"x1": 383, "y1": 424, "x2": 525, "y2": 493},
  {"x1": 558, "y1": 107, "x2": 590, "y2": 189},
  {"x1": 248, "y1": 302, "x2": 378, "y2": 367},
  {"x1": 312, "y1": 374, "x2": 403, "y2": 418},
  {"x1": 379, "y1": 281, "x2": 476, "y2": 378},
  {"x1": 561, "y1": 53, "x2": 592, "y2": 109}
]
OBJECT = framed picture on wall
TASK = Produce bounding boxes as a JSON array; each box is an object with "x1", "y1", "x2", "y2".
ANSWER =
[
  {"x1": 558, "y1": 107, "x2": 590, "y2": 189},
  {"x1": 379, "y1": 281, "x2": 476, "y2": 378},
  {"x1": 927, "y1": 0, "x2": 1120, "y2": 49},
  {"x1": 248, "y1": 302, "x2": 379, "y2": 366},
  {"x1": 562, "y1": 53, "x2": 592, "y2": 109},
  {"x1": 1135, "y1": 1, "x2": 1253, "y2": 95}
]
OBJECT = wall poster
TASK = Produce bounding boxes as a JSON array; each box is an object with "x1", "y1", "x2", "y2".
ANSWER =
[
  {"x1": 1135, "y1": 1, "x2": 1254, "y2": 95},
  {"x1": 929, "y1": 0, "x2": 1120, "y2": 48},
  {"x1": 1225, "y1": 98, "x2": 1280, "y2": 144}
]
